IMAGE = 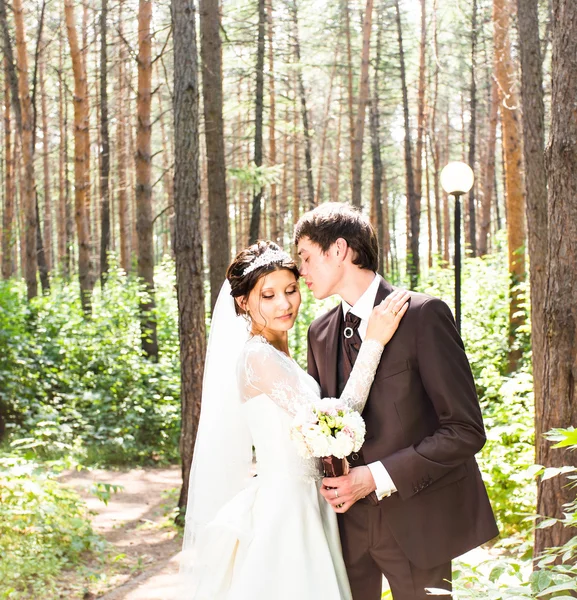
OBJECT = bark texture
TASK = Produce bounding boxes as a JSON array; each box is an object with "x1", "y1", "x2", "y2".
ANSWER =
[
  {"x1": 172, "y1": 0, "x2": 207, "y2": 516},
  {"x1": 351, "y1": 0, "x2": 374, "y2": 208},
  {"x1": 535, "y1": 0, "x2": 577, "y2": 558},
  {"x1": 12, "y1": 0, "x2": 38, "y2": 299},
  {"x1": 65, "y1": 0, "x2": 94, "y2": 312},
  {"x1": 200, "y1": 0, "x2": 229, "y2": 311},
  {"x1": 493, "y1": 0, "x2": 527, "y2": 371},
  {"x1": 136, "y1": 0, "x2": 158, "y2": 360},
  {"x1": 516, "y1": 0, "x2": 548, "y2": 481}
]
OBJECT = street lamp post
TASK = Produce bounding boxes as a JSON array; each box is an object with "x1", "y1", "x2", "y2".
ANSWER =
[{"x1": 440, "y1": 162, "x2": 475, "y2": 334}]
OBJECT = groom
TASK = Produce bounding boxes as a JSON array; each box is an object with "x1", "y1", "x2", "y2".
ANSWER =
[{"x1": 295, "y1": 203, "x2": 498, "y2": 600}]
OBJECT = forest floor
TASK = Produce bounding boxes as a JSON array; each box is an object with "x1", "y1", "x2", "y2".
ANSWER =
[
  {"x1": 54, "y1": 467, "x2": 515, "y2": 600},
  {"x1": 57, "y1": 466, "x2": 183, "y2": 600}
]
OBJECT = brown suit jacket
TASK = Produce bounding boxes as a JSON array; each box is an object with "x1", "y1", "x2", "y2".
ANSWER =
[{"x1": 307, "y1": 277, "x2": 499, "y2": 569}]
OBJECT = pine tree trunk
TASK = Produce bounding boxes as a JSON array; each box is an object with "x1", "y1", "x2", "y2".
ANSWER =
[
  {"x1": 266, "y1": 0, "x2": 279, "y2": 243},
  {"x1": 249, "y1": 0, "x2": 266, "y2": 243},
  {"x1": 443, "y1": 107, "x2": 450, "y2": 265},
  {"x1": 290, "y1": 0, "x2": 314, "y2": 210},
  {"x1": 117, "y1": 0, "x2": 130, "y2": 274},
  {"x1": 536, "y1": 0, "x2": 577, "y2": 557},
  {"x1": 468, "y1": 0, "x2": 478, "y2": 256},
  {"x1": 99, "y1": 0, "x2": 111, "y2": 285},
  {"x1": 2, "y1": 57, "x2": 15, "y2": 279},
  {"x1": 351, "y1": 0, "x2": 374, "y2": 208},
  {"x1": 200, "y1": 0, "x2": 229, "y2": 312},
  {"x1": 292, "y1": 76, "x2": 301, "y2": 245},
  {"x1": 136, "y1": 0, "x2": 158, "y2": 360},
  {"x1": 57, "y1": 33, "x2": 67, "y2": 275},
  {"x1": 493, "y1": 0, "x2": 527, "y2": 372},
  {"x1": 11, "y1": 0, "x2": 38, "y2": 299},
  {"x1": 431, "y1": 0, "x2": 442, "y2": 259},
  {"x1": 382, "y1": 164, "x2": 390, "y2": 275},
  {"x1": 479, "y1": 79, "x2": 498, "y2": 256},
  {"x1": 394, "y1": 0, "x2": 418, "y2": 288},
  {"x1": 369, "y1": 9, "x2": 384, "y2": 275},
  {"x1": 344, "y1": 0, "x2": 355, "y2": 199},
  {"x1": 316, "y1": 46, "x2": 338, "y2": 205},
  {"x1": 172, "y1": 0, "x2": 207, "y2": 517},
  {"x1": 65, "y1": 0, "x2": 94, "y2": 312},
  {"x1": 39, "y1": 55, "x2": 52, "y2": 273},
  {"x1": 516, "y1": 0, "x2": 548, "y2": 487},
  {"x1": 333, "y1": 83, "x2": 344, "y2": 202},
  {"x1": 414, "y1": 0, "x2": 425, "y2": 233}
]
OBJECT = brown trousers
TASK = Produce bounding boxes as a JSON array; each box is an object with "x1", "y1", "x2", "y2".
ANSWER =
[{"x1": 338, "y1": 500, "x2": 452, "y2": 600}]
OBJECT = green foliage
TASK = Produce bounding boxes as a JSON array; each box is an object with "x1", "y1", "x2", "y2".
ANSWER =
[
  {"x1": 451, "y1": 427, "x2": 577, "y2": 598},
  {"x1": 0, "y1": 259, "x2": 180, "y2": 465},
  {"x1": 0, "y1": 457, "x2": 104, "y2": 598},
  {"x1": 419, "y1": 251, "x2": 535, "y2": 536}
]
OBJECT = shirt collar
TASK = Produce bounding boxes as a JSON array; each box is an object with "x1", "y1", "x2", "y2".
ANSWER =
[{"x1": 342, "y1": 273, "x2": 380, "y2": 322}]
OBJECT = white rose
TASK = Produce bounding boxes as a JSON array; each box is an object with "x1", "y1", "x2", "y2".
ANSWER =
[
  {"x1": 307, "y1": 431, "x2": 332, "y2": 457},
  {"x1": 331, "y1": 431, "x2": 355, "y2": 459}
]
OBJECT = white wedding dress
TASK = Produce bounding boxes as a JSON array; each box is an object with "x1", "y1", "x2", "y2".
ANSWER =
[{"x1": 186, "y1": 334, "x2": 384, "y2": 600}]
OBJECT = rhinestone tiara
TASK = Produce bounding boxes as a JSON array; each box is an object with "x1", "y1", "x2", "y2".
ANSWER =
[{"x1": 242, "y1": 247, "x2": 293, "y2": 276}]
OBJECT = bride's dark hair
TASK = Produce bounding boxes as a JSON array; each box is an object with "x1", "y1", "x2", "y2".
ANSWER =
[{"x1": 227, "y1": 240, "x2": 300, "y2": 317}]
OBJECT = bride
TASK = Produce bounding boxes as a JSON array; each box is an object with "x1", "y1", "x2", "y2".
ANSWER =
[{"x1": 179, "y1": 240, "x2": 409, "y2": 600}]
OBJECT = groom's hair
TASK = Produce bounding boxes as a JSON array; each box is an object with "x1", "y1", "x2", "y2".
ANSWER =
[{"x1": 294, "y1": 203, "x2": 379, "y2": 272}]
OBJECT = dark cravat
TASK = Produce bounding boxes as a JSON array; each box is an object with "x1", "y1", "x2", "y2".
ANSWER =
[{"x1": 342, "y1": 311, "x2": 362, "y2": 385}]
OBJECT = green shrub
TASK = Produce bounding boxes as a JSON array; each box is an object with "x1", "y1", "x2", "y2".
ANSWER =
[
  {"x1": 0, "y1": 457, "x2": 104, "y2": 598},
  {"x1": 0, "y1": 259, "x2": 180, "y2": 465}
]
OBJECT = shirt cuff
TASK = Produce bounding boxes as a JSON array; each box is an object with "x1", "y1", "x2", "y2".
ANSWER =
[{"x1": 367, "y1": 461, "x2": 397, "y2": 500}]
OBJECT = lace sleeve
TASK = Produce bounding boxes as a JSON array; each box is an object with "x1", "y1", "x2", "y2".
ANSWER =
[
  {"x1": 340, "y1": 339, "x2": 385, "y2": 413},
  {"x1": 238, "y1": 339, "x2": 319, "y2": 416}
]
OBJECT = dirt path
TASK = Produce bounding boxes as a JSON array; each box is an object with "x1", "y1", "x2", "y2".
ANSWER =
[
  {"x1": 56, "y1": 467, "x2": 512, "y2": 599},
  {"x1": 59, "y1": 466, "x2": 183, "y2": 600}
]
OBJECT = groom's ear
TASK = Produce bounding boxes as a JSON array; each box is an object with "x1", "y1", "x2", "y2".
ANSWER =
[{"x1": 334, "y1": 237, "x2": 349, "y2": 260}]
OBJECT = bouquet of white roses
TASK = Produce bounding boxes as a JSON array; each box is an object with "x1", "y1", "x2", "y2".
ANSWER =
[{"x1": 290, "y1": 398, "x2": 366, "y2": 477}]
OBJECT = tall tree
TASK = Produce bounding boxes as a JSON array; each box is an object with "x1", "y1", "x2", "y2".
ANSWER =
[
  {"x1": 290, "y1": 0, "x2": 314, "y2": 209},
  {"x1": 117, "y1": 0, "x2": 131, "y2": 274},
  {"x1": 394, "y1": 0, "x2": 419, "y2": 288},
  {"x1": 343, "y1": 0, "x2": 355, "y2": 198},
  {"x1": 478, "y1": 79, "x2": 498, "y2": 256},
  {"x1": 267, "y1": 0, "x2": 279, "y2": 243},
  {"x1": 200, "y1": 0, "x2": 229, "y2": 311},
  {"x1": 414, "y1": 0, "x2": 425, "y2": 241},
  {"x1": 468, "y1": 0, "x2": 478, "y2": 256},
  {"x1": 10, "y1": 0, "x2": 38, "y2": 299},
  {"x1": 369, "y1": 7, "x2": 384, "y2": 275},
  {"x1": 65, "y1": 0, "x2": 94, "y2": 312},
  {"x1": 493, "y1": 0, "x2": 527, "y2": 371},
  {"x1": 136, "y1": 0, "x2": 159, "y2": 360},
  {"x1": 535, "y1": 0, "x2": 576, "y2": 557},
  {"x1": 351, "y1": 0, "x2": 374, "y2": 208},
  {"x1": 430, "y1": 0, "x2": 442, "y2": 259},
  {"x1": 2, "y1": 57, "x2": 14, "y2": 280},
  {"x1": 516, "y1": 0, "x2": 548, "y2": 481},
  {"x1": 99, "y1": 0, "x2": 111, "y2": 285},
  {"x1": 171, "y1": 0, "x2": 207, "y2": 516},
  {"x1": 39, "y1": 50, "x2": 52, "y2": 273},
  {"x1": 249, "y1": 0, "x2": 266, "y2": 243}
]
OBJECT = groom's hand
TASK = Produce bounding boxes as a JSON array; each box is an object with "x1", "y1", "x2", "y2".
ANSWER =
[{"x1": 320, "y1": 466, "x2": 377, "y2": 513}]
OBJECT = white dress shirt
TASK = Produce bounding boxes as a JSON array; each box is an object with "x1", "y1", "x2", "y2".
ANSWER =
[{"x1": 341, "y1": 273, "x2": 398, "y2": 500}]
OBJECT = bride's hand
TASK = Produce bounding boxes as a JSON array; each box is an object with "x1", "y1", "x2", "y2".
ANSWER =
[{"x1": 365, "y1": 290, "x2": 410, "y2": 346}]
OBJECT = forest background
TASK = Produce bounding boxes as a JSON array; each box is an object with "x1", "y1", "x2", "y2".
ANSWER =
[{"x1": 0, "y1": 0, "x2": 576, "y2": 597}]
